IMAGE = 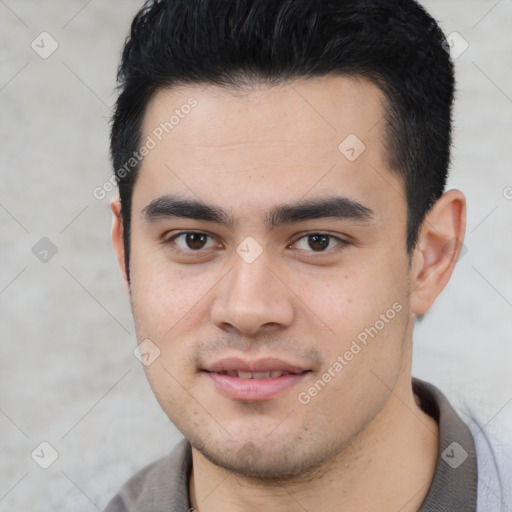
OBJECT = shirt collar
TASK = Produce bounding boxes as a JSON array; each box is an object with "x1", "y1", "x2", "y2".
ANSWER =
[{"x1": 413, "y1": 378, "x2": 478, "y2": 511}]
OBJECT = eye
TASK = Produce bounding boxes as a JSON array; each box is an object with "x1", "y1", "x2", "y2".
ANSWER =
[
  {"x1": 291, "y1": 233, "x2": 345, "y2": 252},
  {"x1": 164, "y1": 231, "x2": 220, "y2": 252}
]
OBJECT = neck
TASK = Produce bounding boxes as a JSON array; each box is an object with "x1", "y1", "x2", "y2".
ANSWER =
[{"x1": 189, "y1": 373, "x2": 439, "y2": 512}]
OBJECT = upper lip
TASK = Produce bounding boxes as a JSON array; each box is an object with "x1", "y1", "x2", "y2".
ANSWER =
[{"x1": 204, "y1": 357, "x2": 309, "y2": 374}]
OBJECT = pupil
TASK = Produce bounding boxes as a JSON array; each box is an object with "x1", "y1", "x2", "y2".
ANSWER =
[
  {"x1": 186, "y1": 233, "x2": 207, "y2": 250},
  {"x1": 308, "y1": 234, "x2": 329, "y2": 251}
]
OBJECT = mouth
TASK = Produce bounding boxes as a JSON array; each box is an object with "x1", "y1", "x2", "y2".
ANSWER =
[
  {"x1": 213, "y1": 370, "x2": 305, "y2": 379},
  {"x1": 203, "y1": 357, "x2": 311, "y2": 401}
]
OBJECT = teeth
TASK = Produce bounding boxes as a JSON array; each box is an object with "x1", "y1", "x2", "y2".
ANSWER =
[
  {"x1": 253, "y1": 371, "x2": 270, "y2": 379},
  {"x1": 234, "y1": 370, "x2": 287, "y2": 379}
]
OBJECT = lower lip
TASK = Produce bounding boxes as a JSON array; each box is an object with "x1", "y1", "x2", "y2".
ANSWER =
[{"x1": 206, "y1": 372, "x2": 309, "y2": 401}]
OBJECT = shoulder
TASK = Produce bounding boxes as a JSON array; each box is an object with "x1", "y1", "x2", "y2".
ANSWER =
[
  {"x1": 103, "y1": 438, "x2": 192, "y2": 512},
  {"x1": 463, "y1": 410, "x2": 512, "y2": 511},
  {"x1": 414, "y1": 378, "x2": 512, "y2": 509}
]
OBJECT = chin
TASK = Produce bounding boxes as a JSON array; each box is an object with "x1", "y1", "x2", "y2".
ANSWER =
[{"x1": 191, "y1": 434, "x2": 337, "y2": 483}]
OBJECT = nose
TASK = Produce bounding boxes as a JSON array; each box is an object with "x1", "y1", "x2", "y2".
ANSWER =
[{"x1": 210, "y1": 254, "x2": 295, "y2": 337}]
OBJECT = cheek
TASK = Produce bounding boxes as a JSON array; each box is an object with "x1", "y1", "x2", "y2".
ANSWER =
[
  {"x1": 303, "y1": 265, "x2": 407, "y2": 336},
  {"x1": 300, "y1": 255, "x2": 411, "y2": 391},
  {"x1": 129, "y1": 252, "x2": 212, "y2": 337},
  {"x1": 128, "y1": 254, "x2": 217, "y2": 379}
]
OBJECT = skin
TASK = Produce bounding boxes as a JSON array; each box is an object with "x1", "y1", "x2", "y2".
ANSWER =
[{"x1": 111, "y1": 75, "x2": 466, "y2": 511}]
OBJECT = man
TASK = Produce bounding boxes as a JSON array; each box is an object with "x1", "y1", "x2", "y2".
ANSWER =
[{"x1": 104, "y1": 0, "x2": 508, "y2": 510}]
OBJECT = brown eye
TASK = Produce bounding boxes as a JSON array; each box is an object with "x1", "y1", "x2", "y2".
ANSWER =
[
  {"x1": 185, "y1": 233, "x2": 208, "y2": 250},
  {"x1": 165, "y1": 231, "x2": 218, "y2": 252},
  {"x1": 291, "y1": 233, "x2": 345, "y2": 253},
  {"x1": 307, "y1": 234, "x2": 330, "y2": 251}
]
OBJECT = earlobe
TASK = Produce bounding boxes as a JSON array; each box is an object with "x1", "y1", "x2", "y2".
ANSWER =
[
  {"x1": 110, "y1": 198, "x2": 130, "y2": 295},
  {"x1": 410, "y1": 189, "x2": 466, "y2": 314}
]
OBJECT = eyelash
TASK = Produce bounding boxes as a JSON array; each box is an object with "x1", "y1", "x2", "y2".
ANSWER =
[{"x1": 162, "y1": 230, "x2": 348, "y2": 258}]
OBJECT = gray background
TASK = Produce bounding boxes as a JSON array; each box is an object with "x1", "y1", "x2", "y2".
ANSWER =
[{"x1": 0, "y1": 1, "x2": 511, "y2": 510}]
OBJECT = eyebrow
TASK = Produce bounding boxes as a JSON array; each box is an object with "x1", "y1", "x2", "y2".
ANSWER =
[{"x1": 142, "y1": 194, "x2": 374, "y2": 230}]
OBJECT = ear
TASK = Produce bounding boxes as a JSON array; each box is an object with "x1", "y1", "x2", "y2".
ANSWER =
[
  {"x1": 409, "y1": 189, "x2": 466, "y2": 314},
  {"x1": 110, "y1": 197, "x2": 130, "y2": 296}
]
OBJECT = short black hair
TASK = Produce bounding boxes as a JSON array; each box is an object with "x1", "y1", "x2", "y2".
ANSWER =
[{"x1": 111, "y1": 0, "x2": 455, "y2": 279}]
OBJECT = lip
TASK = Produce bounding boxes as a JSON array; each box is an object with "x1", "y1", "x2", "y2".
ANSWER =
[
  {"x1": 205, "y1": 357, "x2": 308, "y2": 374},
  {"x1": 206, "y1": 372, "x2": 309, "y2": 401},
  {"x1": 203, "y1": 357, "x2": 310, "y2": 401}
]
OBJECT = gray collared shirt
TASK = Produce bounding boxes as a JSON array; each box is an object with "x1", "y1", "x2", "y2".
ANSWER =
[{"x1": 104, "y1": 379, "x2": 479, "y2": 511}]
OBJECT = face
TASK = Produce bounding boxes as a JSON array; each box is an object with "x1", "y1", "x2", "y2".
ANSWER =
[{"x1": 122, "y1": 76, "x2": 417, "y2": 479}]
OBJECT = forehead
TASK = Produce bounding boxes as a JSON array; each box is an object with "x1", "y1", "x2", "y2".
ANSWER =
[
  {"x1": 142, "y1": 74, "x2": 387, "y2": 155},
  {"x1": 134, "y1": 75, "x2": 402, "y2": 220}
]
